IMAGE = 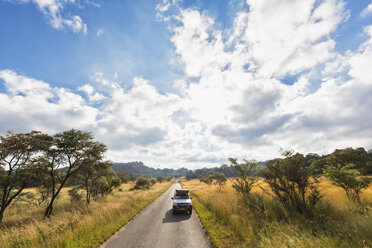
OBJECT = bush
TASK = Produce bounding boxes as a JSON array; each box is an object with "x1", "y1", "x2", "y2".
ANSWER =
[
  {"x1": 199, "y1": 175, "x2": 214, "y2": 185},
  {"x1": 156, "y1": 176, "x2": 164, "y2": 183},
  {"x1": 150, "y1": 178, "x2": 157, "y2": 185},
  {"x1": 133, "y1": 177, "x2": 152, "y2": 190},
  {"x1": 68, "y1": 187, "x2": 82, "y2": 202},
  {"x1": 324, "y1": 163, "x2": 372, "y2": 204},
  {"x1": 262, "y1": 151, "x2": 321, "y2": 214},
  {"x1": 226, "y1": 158, "x2": 259, "y2": 196},
  {"x1": 211, "y1": 172, "x2": 227, "y2": 190}
]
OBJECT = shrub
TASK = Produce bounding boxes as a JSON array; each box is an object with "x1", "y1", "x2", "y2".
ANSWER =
[
  {"x1": 68, "y1": 187, "x2": 82, "y2": 202},
  {"x1": 150, "y1": 178, "x2": 157, "y2": 185},
  {"x1": 324, "y1": 163, "x2": 372, "y2": 204},
  {"x1": 226, "y1": 158, "x2": 259, "y2": 196},
  {"x1": 156, "y1": 176, "x2": 165, "y2": 183},
  {"x1": 199, "y1": 175, "x2": 214, "y2": 185},
  {"x1": 133, "y1": 177, "x2": 152, "y2": 190},
  {"x1": 211, "y1": 172, "x2": 227, "y2": 190},
  {"x1": 262, "y1": 151, "x2": 321, "y2": 214}
]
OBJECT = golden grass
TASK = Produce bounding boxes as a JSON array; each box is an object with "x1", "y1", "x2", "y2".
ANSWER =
[
  {"x1": 0, "y1": 182, "x2": 172, "y2": 248},
  {"x1": 183, "y1": 178, "x2": 372, "y2": 248}
]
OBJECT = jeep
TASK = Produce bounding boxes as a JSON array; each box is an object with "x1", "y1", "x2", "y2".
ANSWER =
[{"x1": 171, "y1": 189, "x2": 192, "y2": 215}]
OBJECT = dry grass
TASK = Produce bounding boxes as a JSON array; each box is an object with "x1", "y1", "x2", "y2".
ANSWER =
[
  {"x1": 183, "y1": 178, "x2": 372, "y2": 248},
  {"x1": 0, "y1": 182, "x2": 172, "y2": 248}
]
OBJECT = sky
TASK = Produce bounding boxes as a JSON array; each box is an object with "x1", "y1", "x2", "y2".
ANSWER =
[{"x1": 0, "y1": 0, "x2": 372, "y2": 169}]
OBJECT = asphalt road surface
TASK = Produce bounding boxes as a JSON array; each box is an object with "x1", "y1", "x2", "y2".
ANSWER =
[{"x1": 100, "y1": 182, "x2": 212, "y2": 248}]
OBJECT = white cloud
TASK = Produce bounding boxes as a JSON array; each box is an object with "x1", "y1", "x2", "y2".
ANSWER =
[
  {"x1": 96, "y1": 28, "x2": 103, "y2": 36},
  {"x1": 1, "y1": 0, "x2": 372, "y2": 169},
  {"x1": 63, "y1": 15, "x2": 87, "y2": 34},
  {"x1": 11, "y1": 0, "x2": 89, "y2": 34},
  {"x1": 157, "y1": 0, "x2": 372, "y2": 163},
  {"x1": 0, "y1": 70, "x2": 97, "y2": 133},
  {"x1": 361, "y1": 3, "x2": 372, "y2": 17}
]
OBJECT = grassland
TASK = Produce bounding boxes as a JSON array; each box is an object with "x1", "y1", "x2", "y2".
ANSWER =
[
  {"x1": 182, "y1": 178, "x2": 372, "y2": 248},
  {"x1": 0, "y1": 181, "x2": 172, "y2": 248}
]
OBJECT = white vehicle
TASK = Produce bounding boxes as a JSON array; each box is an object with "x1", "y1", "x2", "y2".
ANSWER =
[{"x1": 171, "y1": 189, "x2": 192, "y2": 215}]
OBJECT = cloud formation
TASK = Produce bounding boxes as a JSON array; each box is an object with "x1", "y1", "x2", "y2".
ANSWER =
[
  {"x1": 1, "y1": 0, "x2": 372, "y2": 169},
  {"x1": 13, "y1": 0, "x2": 89, "y2": 33},
  {"x1": 361, "y1": 2, "x2": 372, "y2": 17}
]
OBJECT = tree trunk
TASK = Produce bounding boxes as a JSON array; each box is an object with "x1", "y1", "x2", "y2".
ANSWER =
[
  {"x1": 85, "y1": 178, "x2": 90, "y2": 204},
  {"x1": 0, "y1": 206, "x2": 5, "y2": 223},
  {"x1": 86, "y1": 189, "x2": 90, "y2": 204},
  {"x1": 44, "y1": 195, "x2": 57, "y2": 218}
]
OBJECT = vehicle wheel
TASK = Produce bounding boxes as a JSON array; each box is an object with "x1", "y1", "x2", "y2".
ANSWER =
[{"x1": 189, "y1": 210, "x2": 192, "y2": 215}]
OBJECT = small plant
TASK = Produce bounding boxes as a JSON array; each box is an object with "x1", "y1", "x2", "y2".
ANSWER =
[
  {"x1": 150, "y1": 178, "x2": 157, "y2": 185},
  {"x1": 133, "y1": 177, "x2": 152, "y2": 190},
  {"x1": 68, "y1": 187, "x2": 82, "y2": 202}
]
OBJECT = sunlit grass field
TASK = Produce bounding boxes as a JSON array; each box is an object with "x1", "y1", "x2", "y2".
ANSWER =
[
  {"x1": 183, "y1": 178, "x2": 372, "y2": 248},
  {"x1": 0, "y1": 182, "x2": 172, "y2": 248}
]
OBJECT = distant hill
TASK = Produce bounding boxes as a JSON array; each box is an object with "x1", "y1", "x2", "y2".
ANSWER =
[{"x1": 112, "y1": 161, "x2": 190, "y2": 177}]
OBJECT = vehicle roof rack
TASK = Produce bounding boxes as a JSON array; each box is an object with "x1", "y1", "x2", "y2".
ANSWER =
[{"x1": 175, "y1": 189, "x2": 189, "y2": 194}]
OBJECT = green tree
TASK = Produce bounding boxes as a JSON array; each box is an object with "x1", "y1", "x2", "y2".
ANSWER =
[
  {"x1": 91, "y1": 176, "x2": 121, "y2": 199},
  {"x1": 211, "y1": 172, "x2": 227, "y2": 190},
  {"x1": 324, "y1": 164, "x2": 372, "y2": 204},
  {"x1": 262, "y1": 151, "x2": 321, "y2": 213},
  {"x1": 133, "y1": 177, "x2": 152, "y2": 189},
  {"x1": 156, "y1": 176, "x2": 165, "y2": 183},
  {"x1": 0, "y1": 131, "x2": 45, "y2": 223},
  {"x1": 199, "y1": 175, "x2": 214, "y2": 185},
  {"x1": 226, "y1": 158, "x2": 258, "y2": 196},
  {"x1": 37, "y1": 129, "x2": 107, "y2": 218},
  {"x1": 326, "y1": 148, "x2": 371, "y2": 174},
  {"x1": 68, "y1": 187, "x2": 82, "y2": 202},
  {"x1": 74, "y1": 161, "x2": 115, "y2": 204}
]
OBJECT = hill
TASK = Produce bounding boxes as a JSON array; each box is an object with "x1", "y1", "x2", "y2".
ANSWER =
[{"x1": 112, "y1": 161, "x2": 190, "y2": 177}]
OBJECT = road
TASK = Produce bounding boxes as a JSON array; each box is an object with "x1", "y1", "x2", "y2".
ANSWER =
[{"x1": 100, "y1": 182, "x2": 212, "y2": 248}]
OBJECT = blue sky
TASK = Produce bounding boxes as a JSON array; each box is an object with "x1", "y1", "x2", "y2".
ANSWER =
[{"x1": 0, "y1": 0, "x2": 372, "y2": 168}]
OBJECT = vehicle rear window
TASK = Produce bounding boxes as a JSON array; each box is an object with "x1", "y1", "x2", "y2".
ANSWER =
[{"x1": 174, "y1": 194, "x2": 189, "y2": 199}]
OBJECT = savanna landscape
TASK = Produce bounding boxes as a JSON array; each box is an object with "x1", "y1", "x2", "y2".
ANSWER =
[
  {"x1": 1, "y1": 0, "x2": 372, "y2": 247},
  {"x1": 0, "y1": 181, "x2": 172, "y2": 248},
  {"x1": 184, "y1": 178, "x2": 372, "y2": 247}
]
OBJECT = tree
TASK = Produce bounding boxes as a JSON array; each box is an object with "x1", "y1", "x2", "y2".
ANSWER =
[
  {"x1": 225, "y1": 158, "x2": 259, "y2": 196},
  {"x1": 68, "y1": 187, "x2": 82, "y2": 202},
  {"x1": 37, "y1": 129, "x2": 107, "y2": 218},
  {"x1": 324, "y1": 158, "x2": 372, "y2": 204},
  {"x1": 326, "y1": 148, "x2": 371, "y2": 174},
  {"x1": 117, "y1": 171, "x2": 137, "y2": 184},
  {"x1": 0, "y1": 131, "x2": 45, "y2": 223},
  {"x1": 91, "y1": 176, "x2": 121, "y2": 199},
  {"x1": 211, "y1": 172, "x2": 227, "y2": 190},
  {"x1": 133, "y1": 177, "x2": 152, "y2": 189},
  {"x1": 262, "y1": 151, "x2": 321, "y2": 213},
  {"x1": 199, "y1": 175, "x2": 214, "y2": 185},
  {"x1": 156, "y1": 176, "x2": 165, "y2": 183},
  {"x1": 73, "y1": 160, "x2": 114, "y2": 204}
]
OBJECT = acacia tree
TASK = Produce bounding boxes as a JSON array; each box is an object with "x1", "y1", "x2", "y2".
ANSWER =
[
  {"x1": 73, "y1": 160, "x2": 117, "y2": 204},
  {"x1": 225, "y1": 158, "x2": 259, "y2": 196},
  {"x1": 0, "y1": 131, "x2": 45, "y2": 223},
  {"x1": 324, "y1": 149, "x2": 372, "y2": 204},
  {"x1": 37, "y1": 129, "x2": 107, "y2": 218},
  {"x1": 211, "y1": 172, "x2": 227, "y2": 190},
  {"x1": 262, "y1": 151, "x2": 321, "y2": 213}
]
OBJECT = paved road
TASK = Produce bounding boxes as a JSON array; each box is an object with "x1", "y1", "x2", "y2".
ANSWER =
[{"x1": 100, "y1": 182, "x2": 212, "y2": 248}]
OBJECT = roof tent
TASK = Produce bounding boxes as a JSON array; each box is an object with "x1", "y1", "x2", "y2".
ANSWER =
[{"x1": 175, "y1": 189, "x2": 189, "y2": 195}]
